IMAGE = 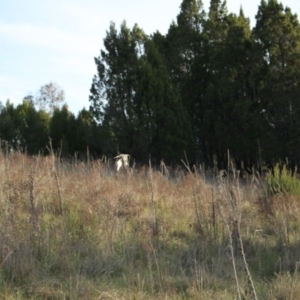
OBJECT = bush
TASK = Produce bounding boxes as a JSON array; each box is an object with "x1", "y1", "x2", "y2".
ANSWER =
[{"x1": 266, "y1": 164, "x2": 300, "y2": 197}]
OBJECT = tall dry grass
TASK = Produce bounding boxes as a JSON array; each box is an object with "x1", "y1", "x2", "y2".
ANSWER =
[{"x1": 1, "y1": 151, "x2": 300, "y2": 299}]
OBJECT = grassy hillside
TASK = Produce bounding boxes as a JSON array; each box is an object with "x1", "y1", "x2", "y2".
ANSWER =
[{"x1": 1, "y1": 152, "x2": 300, "y2": 299}]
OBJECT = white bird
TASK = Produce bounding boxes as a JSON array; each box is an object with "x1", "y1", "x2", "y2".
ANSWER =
[{"x1": 114, "y1": 154, "x2": 130, "y2": 172}]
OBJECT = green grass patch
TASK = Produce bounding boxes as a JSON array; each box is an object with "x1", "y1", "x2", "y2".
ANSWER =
[{"x1": 266, "y1": 164, "x2": 300, "y2": 197}]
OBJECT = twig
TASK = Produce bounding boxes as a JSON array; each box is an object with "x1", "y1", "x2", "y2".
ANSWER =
[
  {"x1": 236, "y1": 220, "x2": 258, "y2": 300},
  {"x1": 29, "y1": 158, "x2": 39, "y2": 230},
  {"x1": 218, "y1": 202, "x2": 242, "y2": 300},
  {"x1": 47, "y1": 138, "x2": 64, "y2": 216}
]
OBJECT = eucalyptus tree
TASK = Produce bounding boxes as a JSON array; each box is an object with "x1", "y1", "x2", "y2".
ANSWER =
[{"x1": 35, "y1": 82, "x2": 66, "y2": 114}]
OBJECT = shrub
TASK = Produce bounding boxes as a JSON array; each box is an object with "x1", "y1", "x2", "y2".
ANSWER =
[{"x1": 266, "y1": 164, "x2": 300, "y2": 197}]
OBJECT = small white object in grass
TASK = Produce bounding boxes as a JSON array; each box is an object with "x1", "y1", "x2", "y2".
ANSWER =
[{"x1": 114, "y1": 154, "x2": 130, "y2": 172}]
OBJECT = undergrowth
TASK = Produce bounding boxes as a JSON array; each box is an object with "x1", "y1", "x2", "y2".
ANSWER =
[
  {"x1": 266, "y1": 164, "x2": 300, "y2": 197},
  {"x1": 0, "y1": 152, "x2": 300, "y2": 299}
]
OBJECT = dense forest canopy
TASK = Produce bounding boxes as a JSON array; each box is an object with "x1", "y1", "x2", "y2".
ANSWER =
[{"x1": 1, "y1": 0, "x2": 300, "y2": 170}]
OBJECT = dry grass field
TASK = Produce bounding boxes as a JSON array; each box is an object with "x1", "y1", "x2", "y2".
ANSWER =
[{"x1": 1, "y1": 151, "x2": 300, "y2": 299}]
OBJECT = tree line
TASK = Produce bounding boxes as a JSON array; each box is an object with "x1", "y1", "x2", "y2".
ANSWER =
[
  {"x1": 1, "y1": 0, "x2": 300, "y2": 171},
  {"x1": 0, "y1": 83, "x2": 98, "y2": 157}
]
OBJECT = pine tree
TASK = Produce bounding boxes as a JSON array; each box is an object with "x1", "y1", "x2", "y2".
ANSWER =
[
  {"x1": 153, "y1": 0, "x2": 207, "y2": 162},
  {"x1": 200, "y1": 0, "x2": 230, "y2": 167},
  {"x1": 89, "y1": 21, "x2": 145, "y2": 155},
  {"x1": 252, "y1": 0, "x2": 300, "y2": 166},
  {"x1": 49, "y1": 105, "x2": 75, "y2": 155},
  {"x1": 90, "y1": 21, "x2": 193, "y2": 163},
  {"x1": 0, "y1": 101, "x2": 18, "y2": 149},
  {"x1": 136, "y1": 40, "x2": 193, "y2": 163},
  {"x1": 213, "y1": 9, "x2": 260, "y2": 170}
]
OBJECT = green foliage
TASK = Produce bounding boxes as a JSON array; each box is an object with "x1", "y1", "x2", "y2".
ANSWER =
[
  {"x1": 90, "y1": 21, "x2": 193, "y2": 163},
  {"x1": 49, "y1": 105, "x2": 79, "y2": 155},
  {"x1": 0, "y1": 100, "x2": 50, "y2": 153},
  {"x1": 0, "y1": 99, "x2": 99, "y2": 157},
  {"x1": 139, "y1": 40, "x2": 194, "y2": 162},
  {"x1": 2, "y1": 0, "x2": 300, "y2": 168},
  {"x1": 252, "y1": 0, "x2": 300, "y2": 164},
  {"x1": 89, "y1": 21, "x2": 145, "y2": 156},
  {"x1": 266, "y1": 164, "x2": 300, "y2": 196},
  {"x1": 89, "y1": 0, "x2": 300, "y2": 167},
  {"x1": 15, "y1": 100, "x2": 51, "y2": 154},
  {"x1": 0, "y1": 100, "x2": 17, "y2": 147}
]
